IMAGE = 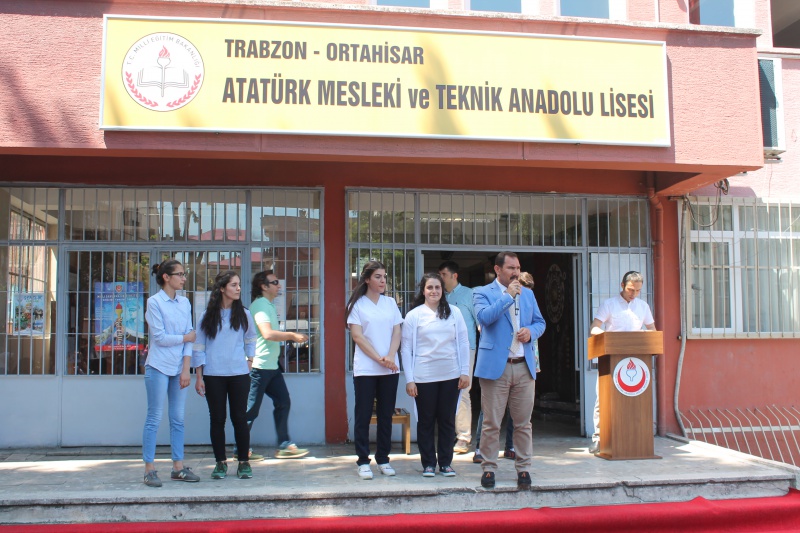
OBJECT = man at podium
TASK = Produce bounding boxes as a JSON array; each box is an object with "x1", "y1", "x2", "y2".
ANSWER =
[{"x1": 588, "y1": 271, "x2": 655, "y2": 454}]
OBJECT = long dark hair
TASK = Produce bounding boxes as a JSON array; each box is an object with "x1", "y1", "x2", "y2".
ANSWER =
[
  {"x1": 152, "y1": 259, "x2": 181, "y2": 287},
  {"x1": 200, "y1": 270, "x2": 248, "y2": 339},
  {"x1": 411, "y1": 273, "x2": 451, "y2": 320},
  {"x1": 345, "y1": 260, "x2": 386, "y2": 323},
  {"x1": 251, "y1": 270, "x2": 274, "y2": 301}
]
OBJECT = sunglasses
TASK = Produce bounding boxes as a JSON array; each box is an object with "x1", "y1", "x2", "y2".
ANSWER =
[{"x1": 266, "y1": 279, "x2": 280, "y2": 286}]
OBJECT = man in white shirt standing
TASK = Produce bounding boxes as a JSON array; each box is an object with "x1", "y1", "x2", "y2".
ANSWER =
[{"x1": 588, "y1": 271, "x2": 656, "y2": 454}]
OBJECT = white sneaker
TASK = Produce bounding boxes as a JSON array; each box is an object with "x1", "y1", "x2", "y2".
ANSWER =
[
  {"x1": 357, "y1": 464, "x2": 374, "y2": 480},
  {"x1": 377, "y1": 463, "x2": 396, "y2": 476}
]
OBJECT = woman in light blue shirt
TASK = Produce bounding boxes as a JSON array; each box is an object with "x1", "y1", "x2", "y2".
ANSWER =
[
  {"x1": 193, "y1": 270, "x2": 256, "y2": 480},
  {"x1": 142, "y1": 259, "x2": 198, "y2": 487}
]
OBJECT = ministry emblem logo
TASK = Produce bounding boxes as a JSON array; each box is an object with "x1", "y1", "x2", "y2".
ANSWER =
[
  {"x1": 122, "y1": 32, "x2": 204, "y2": 111},
  {"x1": 613, "y1": 357, "x2": 650, "y2": 397}
]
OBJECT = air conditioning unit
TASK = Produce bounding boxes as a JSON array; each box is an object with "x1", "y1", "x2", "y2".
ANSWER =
[{"x1": 758, "y1": 58, "x2": 785, "y2": 161}]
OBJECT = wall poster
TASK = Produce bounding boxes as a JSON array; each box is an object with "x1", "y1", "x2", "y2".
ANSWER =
[
  {"x1": 93, "y1": 282, "x2": 147, "y2": 352},
  {"x1": 13, "y1": 292, "x2": 45, "y2": 336}
]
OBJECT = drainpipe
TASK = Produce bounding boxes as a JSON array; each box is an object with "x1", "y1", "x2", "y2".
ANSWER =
[
  {"x1": 674, "y1": 200, "x2": 688, "y2": 437},
  {"x1": 647, "y1": 172, "x2": 667, "y2": 436}
]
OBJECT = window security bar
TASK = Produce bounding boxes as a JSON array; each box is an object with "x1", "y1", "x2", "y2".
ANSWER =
[{"x1": 681, "y1": 406, "x2": 800, "y2": 467}]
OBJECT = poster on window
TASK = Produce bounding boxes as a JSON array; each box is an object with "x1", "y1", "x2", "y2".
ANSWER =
[
  {"x1": 13, "y1": 292, "x2": 45, "y2": 336},
  {"x1": 94, "y1": 282, "x2": 147, "y2": 352}
]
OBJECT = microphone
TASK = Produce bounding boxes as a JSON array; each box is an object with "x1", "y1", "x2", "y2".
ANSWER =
[{"x1": 514, "y1": 294, "x2": 519, "y2": 316}]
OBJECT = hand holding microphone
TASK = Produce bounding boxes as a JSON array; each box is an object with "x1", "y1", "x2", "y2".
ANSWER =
[{"x1": 507, "y1": 278, "x2": 522, "y2": 298}]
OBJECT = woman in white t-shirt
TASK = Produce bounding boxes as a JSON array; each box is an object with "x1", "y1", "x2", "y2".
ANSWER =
[
  {"x1": 401, "y1": 273, "x2": 470, "y2": 478},
  {"x1": 345, "y1": 260, "x2": 403, "y2": 480}
]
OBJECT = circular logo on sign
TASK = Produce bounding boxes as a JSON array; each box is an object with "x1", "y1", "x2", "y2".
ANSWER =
[
  {"x1": 613, "y1": 357, "x2": 650, "y2": 397},
  {"x1": 122, "y1": 33, "x2": 204, "y2": 111}
]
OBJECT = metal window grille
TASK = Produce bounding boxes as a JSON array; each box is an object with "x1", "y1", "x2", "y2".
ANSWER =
[
  {"x1": 687, "y1": 197, "x2": 800, "y2": 338},
  {"x1": 0, "y1": 186, "x2": 322, "y2": 376},
  {"x1": 346, "y1": 189, "x2": 651, "y2": 371},
  {"x1": 0, "y1": 188, "x2": 59, "y2": 375}
]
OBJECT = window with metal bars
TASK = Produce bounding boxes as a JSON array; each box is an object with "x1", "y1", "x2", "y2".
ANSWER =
[
  {"x1": 346, "y1": 189, "x2": 651, "y2": 370},
  {"x1": 0, "y1": 188, "x2": 59, "y2": 375},
  {"x1": 0, "y1": 187, "x2": 322, "y2": 376},
  {"x1": 687, "y1": 198, "x2": 800, "y2": 337}
]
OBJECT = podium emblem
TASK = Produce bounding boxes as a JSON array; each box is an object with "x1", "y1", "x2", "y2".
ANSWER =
[
  {"x1": 613, "y1": 357, "x2": 650, "y2": 397},
  {"x1": 122, "y1": 32, "x2": 204, "y2": 111}
]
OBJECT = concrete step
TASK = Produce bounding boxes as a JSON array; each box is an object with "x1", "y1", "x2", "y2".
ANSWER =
[{"x1": 0, "y1": 436, "x2": 797, "y2": 525}]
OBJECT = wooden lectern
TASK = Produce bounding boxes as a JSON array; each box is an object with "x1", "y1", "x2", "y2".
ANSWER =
[{"x1": 588, "y1": 331, "x2": 664, "y2": 460}]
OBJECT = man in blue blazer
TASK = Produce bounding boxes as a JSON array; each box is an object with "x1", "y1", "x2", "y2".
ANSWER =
[{"x1": 473, "y1": 252, "x2": 546, "y2": 489}]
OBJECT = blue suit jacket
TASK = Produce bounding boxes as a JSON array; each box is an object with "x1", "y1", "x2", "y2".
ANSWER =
[{"x1": 473, "y1": 282, "x2": 546, "y2": 380}]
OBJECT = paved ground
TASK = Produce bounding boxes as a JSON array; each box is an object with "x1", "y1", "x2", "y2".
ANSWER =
[{"x1": 1, "y1": 429, "x2": 798, "y2": 525}]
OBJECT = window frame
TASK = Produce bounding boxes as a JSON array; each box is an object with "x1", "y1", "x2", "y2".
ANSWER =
[
  {"x1": 0, "y1": 186, "x2": 324, "y2": 377},
  {"x1": 686, "y1": 197, "x2": 800, "y2": 339}
]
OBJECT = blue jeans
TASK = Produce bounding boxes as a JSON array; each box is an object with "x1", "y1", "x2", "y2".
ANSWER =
[
  {"x1": 246, "y1": 367, "x2": 292, "y2": 446},
  {"x1": 475, "y1": 408, "x2": 514, "y2": 451},
  {"x1": 142, "y1": 365, "x2": 188, "y2": 463}
]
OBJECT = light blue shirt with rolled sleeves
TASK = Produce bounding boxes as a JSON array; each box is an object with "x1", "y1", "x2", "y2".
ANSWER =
[
  {"x1": 144, "y1": 290, "x2": 194, "y2": 376},
  {"x1": 192, "y1": 308, "x2": 257, "y2": 376},
  {"x1": 444, "y1": 283, "x2": 477, "y2": 350}
]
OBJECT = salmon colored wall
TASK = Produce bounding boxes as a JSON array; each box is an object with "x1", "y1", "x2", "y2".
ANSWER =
[
  {"x1": 653, "y1": 197, "x2": 683, "y2": 435},
  {"x1": 0, "y1": 155, "x2": 650, "y2": 195},
  {"x1": 694, "y1": 57, "x2": 800, "y2": 198},
  {"x1": 0, "y1": 0, "x2": 764, "y2": 182},
  {"x1": 628, "y1": 0, "x2": 656, "y2": 22},
  {"x1": 678, "y1": 340, "x2": 800, "y2": 411},
  {"x1": 323, "y1": 182, "x2": 347, "y2": 443},
  {"x1": 659, "y1": 0, "x2": 689, "y2": 24},
  {"x1": 754, "y1": 0, "x2": 773, "y2": 48}
]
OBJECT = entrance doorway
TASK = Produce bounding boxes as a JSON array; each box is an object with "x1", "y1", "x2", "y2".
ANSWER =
[{"x1": 420, "y1": 250, "x2": 583, "y2": 437}]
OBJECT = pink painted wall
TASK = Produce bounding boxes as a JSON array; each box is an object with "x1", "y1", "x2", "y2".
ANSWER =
[
  {"x1": 628, "y1": 0, "x2": 656, "y2": 22},
  {"x1": 539, "y1": 0, "x2": 557, "y2": 16},
  {"x1": 754, "y1": 0, "x2": 774, "y2": 49},
  {"x1": 0, "y1": 0, "x2": 764, "y2": 180},
  {"x1": 678, "y1": 339, "x2": 800, "y2": 412},
  {"x1": 695, "y1": 56, "x2": 800, "y2": 198},
  {"x1": 659, "y1": 0, "x2": 689, "y2": 24}
]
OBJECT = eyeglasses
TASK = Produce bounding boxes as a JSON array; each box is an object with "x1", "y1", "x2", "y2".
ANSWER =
[
  {"x1": 266, "y1": 279, "x2": 280, "y2": 286},
  {"x1": 169, "y1": 272, "x2": 187, "y2": 278}
]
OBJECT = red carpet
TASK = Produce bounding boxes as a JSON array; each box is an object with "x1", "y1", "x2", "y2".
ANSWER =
[{"x1": 3, "y1": 489, "x2": 800, "y2": 532}]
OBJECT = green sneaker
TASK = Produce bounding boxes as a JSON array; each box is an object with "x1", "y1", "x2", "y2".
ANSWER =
[
  {"x1": 237, "y1": 461, "x2": 253, "y2": 479},
  {"x1": 211, "y1": 461, "x2": 228, "y2": 479},
  {"x1": 275, "y1": 443, "x2": 309, "y2": 459},
  {"x1": 231, "y1": 448, "x2": 264, "y2": 462}
]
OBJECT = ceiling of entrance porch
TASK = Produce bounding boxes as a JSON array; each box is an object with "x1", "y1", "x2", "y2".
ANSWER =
[{"x1": 772, "y1": 0, "x2": 800, "y2": 47}]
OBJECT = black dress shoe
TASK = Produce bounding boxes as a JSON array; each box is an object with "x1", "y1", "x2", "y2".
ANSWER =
[
  {"x1": 480, "y1": 471, "x2": 495, "y2": 488},
  {"x1": 588, "y1": 441, "x2": 600, "y2": 454},
  {"x1": 517, "y1": 471, "x2": 532, "y2": 489}
]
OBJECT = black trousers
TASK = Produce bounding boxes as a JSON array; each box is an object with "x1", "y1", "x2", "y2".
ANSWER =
[
  {"x1": 415, "y1": 378, "x2": 460, "y2": 469},
  {"x1": 204, "y1": 373, "x2": 251, "y2": 463},
  {"x1": 353, "y1": 373, "x2": 399, "y2": 466}
]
